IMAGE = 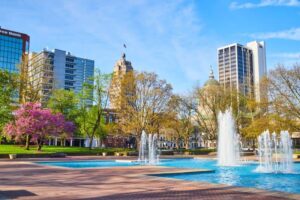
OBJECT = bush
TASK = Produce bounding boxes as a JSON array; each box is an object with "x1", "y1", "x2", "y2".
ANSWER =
[
  {"x1": 159, "y1": 150, "x2": 174, "y2": 155},
  {"x1": 185, "y1": 148, "x2": 216, "y2": 155},
  {"x1": 127, "y1": 151, "x2": 138, "y2": 156}
]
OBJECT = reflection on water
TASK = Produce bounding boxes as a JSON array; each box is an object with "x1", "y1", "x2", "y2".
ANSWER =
[{"x1": 217, "y1": 167, "x2": 239, "y2": 185}]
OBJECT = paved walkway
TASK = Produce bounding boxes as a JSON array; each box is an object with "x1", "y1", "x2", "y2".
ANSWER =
[{"x1": 0, "y1": 157, "x2": 299, "y2": 200}]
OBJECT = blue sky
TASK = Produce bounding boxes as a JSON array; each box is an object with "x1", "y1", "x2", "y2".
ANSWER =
[{"x1": 1, "y1": 0, "x2": 299, "y2": 93}]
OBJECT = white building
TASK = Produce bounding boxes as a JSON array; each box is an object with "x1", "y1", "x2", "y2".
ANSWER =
[
  {"x1": 29, "y1": 49, "x2": 94, "y2": 104},
  {"x1": 246, "y1": 41, "x2": 267, "y2": 102}
]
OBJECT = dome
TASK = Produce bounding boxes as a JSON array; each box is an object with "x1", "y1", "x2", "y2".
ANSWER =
[
  {"x1": 204, "y1": 66, "x2": 219, "y2": 87},
  {"x1": 204, "y1": 78, "x2": 219, "y2": 86}
]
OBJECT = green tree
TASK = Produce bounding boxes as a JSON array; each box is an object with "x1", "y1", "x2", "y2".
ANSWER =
[
  {"x1": 47, "y1": 89, "x2": 79, "y2": 121},
  {"x1": 76, "y1": 70, "x2": 111, "y2": 149},
  {"x1": 0, "y1": 70, "x2": 18, "y2": 138}
]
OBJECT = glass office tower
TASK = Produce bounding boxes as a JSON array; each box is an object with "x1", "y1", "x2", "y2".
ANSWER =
[
  {"x1": 217, "y1": 41, "x2": 266, "y2": 101},
  {"x1": 0, "y1": 27, "x2": 30, "y2": 73}
]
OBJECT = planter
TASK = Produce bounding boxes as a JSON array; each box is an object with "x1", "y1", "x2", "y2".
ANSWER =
[
  {"x1": 115, "y1": 152, "x2": 122, "y2": 156},
  {"x1": 102, "y1": 152, "x2": 107, "y2": 156},
  {"x1": 9, "y1": 154, "x2": 17, "y2": 160},
  {"x1": 127, "y1": 151, "x2": 138, "y2": 156},
  {"x1": 160, "y1": 150, "x2": 174, "y2": 155}
]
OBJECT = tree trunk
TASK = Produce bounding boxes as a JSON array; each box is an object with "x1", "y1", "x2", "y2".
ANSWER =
[
  {"x1": 136, "y1": 136, "x2": 140, "y2": 151},
  {"x1": 176, "y1": 138, "x2": 180, "y2": 150},
  {"x1": 89, "y1": 109, "x2": 102, "y2": 150},
  {"x1": 25, "y1": 134, "x2": 31, "y2": 150},
  {"x1": 37, "y1": 138, "x2": 44, "y2": 151},
  {"x1": 252, "y1": 139, "x2": 256, "y2": 151},
  {"x1": 185, "y1": 138, "x2": 189, "y2": 149},
  {"x1": 88, "y1": 136, "x2": 94, "y2": 150}
]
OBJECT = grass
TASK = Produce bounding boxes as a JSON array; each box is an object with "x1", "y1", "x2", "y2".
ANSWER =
[{"x1": 0, "y1": 144, "x2": 133, "y2": 155}]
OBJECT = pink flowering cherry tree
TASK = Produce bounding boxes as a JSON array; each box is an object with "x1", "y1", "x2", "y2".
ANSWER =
[{"x1": 4, "y1": 102, "x2": 75, "y2": 151}]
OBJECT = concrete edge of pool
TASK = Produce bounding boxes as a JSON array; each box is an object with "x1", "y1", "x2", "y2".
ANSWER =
[{"x1": 145, "y1": 168, "x2": 215, "y2": 176}]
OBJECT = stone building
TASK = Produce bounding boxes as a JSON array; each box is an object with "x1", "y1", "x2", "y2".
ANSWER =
[
  {"x1": 197, "y1": 67, "x2": 219, "y2": 148},
  {"x1": 109, "y1": 53, "x2": 133, "y2": 109}
]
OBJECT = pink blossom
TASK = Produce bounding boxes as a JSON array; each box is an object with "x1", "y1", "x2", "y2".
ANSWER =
[{"x1": 4, "y1": 102, "x2": 75, "y2": 145}]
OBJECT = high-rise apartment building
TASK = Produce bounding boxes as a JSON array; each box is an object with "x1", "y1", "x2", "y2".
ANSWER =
[
  {"x1": 0, "y1": 27, "x2": 30, "y2": 73},
  {"x1": 217, "y1": 41, "x2": 266, "y2": 101},
  {"x1": 109, "y1": 53, "x2": 133, "y2": 109},
  {"x1": 246, "y1": 41, "x2": 267, "y2": 102},
  {"x1": 29, "y1": 49, "x2": 94, "y2": 104}
]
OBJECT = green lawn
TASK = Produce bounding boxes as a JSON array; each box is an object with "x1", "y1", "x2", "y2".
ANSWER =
[{"x1": 0, "y1": 145, "x2": 132, "y2": 155}]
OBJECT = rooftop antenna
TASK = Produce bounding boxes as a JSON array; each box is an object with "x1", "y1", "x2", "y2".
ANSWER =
[
  {"x1": 209, "y1": 65, "x2": 214, "y2": 79},
  {"x1": 122, "y1": 43, "x2": 127, "y2": 59}
]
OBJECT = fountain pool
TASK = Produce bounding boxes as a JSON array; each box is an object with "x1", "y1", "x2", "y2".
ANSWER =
[
  {"x1": 157, "y1": 159, "x2": 300, "y2": 194},
  {"x1": 36, "y1": 158, "x2": 300, "y2": 194}
]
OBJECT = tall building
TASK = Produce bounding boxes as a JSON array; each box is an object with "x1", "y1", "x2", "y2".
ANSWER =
[
  {"x1": 109, "y1": 53, "x2": 133, "y2": 109},
  {"x1": 217, "y1": 41, "x2": 266, "y2": 101},
  {"x1": 29, "y1": 49, "x2": 94, "y2": 104},
  {"x1": 246, "y1": 41, "x2": 267, "y2": 102},
  {"x1": 0, "y1": 27, "x2": 30, "y2": 73}
]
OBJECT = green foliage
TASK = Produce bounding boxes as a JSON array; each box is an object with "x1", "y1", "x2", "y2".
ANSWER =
[
  {"x1": 174, "y1": 148, "x2": 216, "y2": 155},
  {"x1": 186, "y1": 148, "x2": 216, "y2": 155},
  {"x1": 0, "y1": 70, "x2": 18, "y2": 134},
  {"x1": 47, "y1": 89, "x2": 79, "y2": 121},
  {"x1": 76, "y1": 106, "x2": 108, "y2": 139},
  {"x1": 76, "y1": 70, "x2": 112, "y2": 149}
]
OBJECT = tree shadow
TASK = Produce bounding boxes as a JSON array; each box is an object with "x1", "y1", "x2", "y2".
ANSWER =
[{"x1": 0, "y1": 190, "x2": 37, "y2": 199}]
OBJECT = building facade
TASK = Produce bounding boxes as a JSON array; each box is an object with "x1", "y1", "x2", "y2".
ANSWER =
[
  {"x1": 29, "y1": 49, "x2": 94, "y2": 103},
  {"x1": 0, "y1": 27, "x2": 30, "y2": 73},
  {"x1": 246, "y1": 41, "x2": 267, "y2": 102},
  {"x1": 217, "y1": 41, "x2": 266, "y2": 101},
  {"x1": 109, "y1": 53, "x2": 133, "y2": 109}
]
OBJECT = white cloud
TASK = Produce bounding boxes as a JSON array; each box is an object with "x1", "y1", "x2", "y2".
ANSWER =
[
  {"x1": 249, "y1": 28, "x2": 300, "y2": 40},
  {"x1": 230, "y1": 0, "x2": 300, "y2": 10},
  {"x1": 268, "y1": 52, "x2": 300, "y2": 68}
]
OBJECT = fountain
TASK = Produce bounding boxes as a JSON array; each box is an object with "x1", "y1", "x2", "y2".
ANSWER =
[
  {"x1": 256, "y1": 130, "x2": 293, "y2": 173},
  {"x1": 217, "y1": 108, "x2": 240, "y2": 166},
  {"x1": 138, "y1": 131, "x2": 159, "y2": 165},
  {"x1": 138, "y1": 131, "x2": 148, "y2": 164}
]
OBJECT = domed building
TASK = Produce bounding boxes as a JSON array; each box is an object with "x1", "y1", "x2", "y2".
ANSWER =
[
  {"x1": 196, "y1": 66, "x2": 220, "y2": 148},
  {"x1": 204, "y1": 66, "x2": 219, "y2": 87}
]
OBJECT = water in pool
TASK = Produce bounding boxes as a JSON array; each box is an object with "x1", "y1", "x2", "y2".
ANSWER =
[
  {"x1": 159, "y1": 159, "x2": 300, "y2": 194},
  {"x1": 36, "y1": 158, "x2": 300, "y2": 194}
]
